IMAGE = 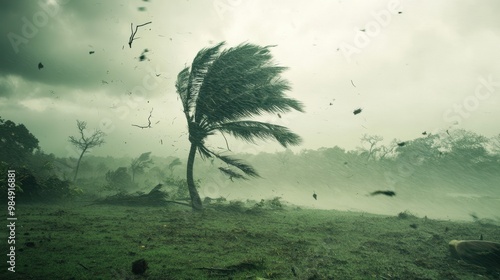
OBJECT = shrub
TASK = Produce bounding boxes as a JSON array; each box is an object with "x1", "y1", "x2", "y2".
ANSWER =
[
  {"x1": 397, "y1": 210, "x2": 417, "y2": 219},
  {"x1": 253, "y1": 197, "x2": 284, "y2": 210}
]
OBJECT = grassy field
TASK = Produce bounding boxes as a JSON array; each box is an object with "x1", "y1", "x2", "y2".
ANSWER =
[{"x1": 1, "y1": 200, "x2": 499, "y2": 280}]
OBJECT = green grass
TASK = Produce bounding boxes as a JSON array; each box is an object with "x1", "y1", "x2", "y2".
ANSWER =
[{"x1": 1, "y1": 201, "x2": 499, "y2": 280}]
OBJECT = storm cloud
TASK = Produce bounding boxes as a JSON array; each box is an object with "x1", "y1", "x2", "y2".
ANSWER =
[{"x1": 0, "y1": 0, "x2": 499, "y2": 158}]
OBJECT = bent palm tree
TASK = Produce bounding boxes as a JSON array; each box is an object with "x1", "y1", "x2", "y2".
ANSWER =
[{"x1": 175, "y1": 42, "x2": 304, "y2": 211}]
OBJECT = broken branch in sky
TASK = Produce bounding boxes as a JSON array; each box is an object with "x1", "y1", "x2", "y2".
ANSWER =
[
  {"x1": 128, "y1": 21, "x2": 152, "y2": 48},
  {"x1": 132, "y1": 108, "x2": 153, "y2": 129}
]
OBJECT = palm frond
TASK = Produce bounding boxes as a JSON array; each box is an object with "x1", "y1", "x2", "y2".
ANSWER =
[
  {"x1": 187, "y1": 42, "x2": 225, "y2": 117},
  {"x1": 215, "y1": 121, "x2": 302, "y2": 148},
  {"x1": 175, "y1": 67, "x2": 190, "y2": 113},
  {"x1": 195, "y1": 43, "x2": 304, "y2": 124},
  {"x1": 175, "y1": 42, "x2": 303, "y2": 189},
  {"x1": 218, "y1": 167, "x2": 247, "y2": 180},
  {"x1": 196, "y1": 143, "x2": 213, "y2": 159},
  {"x1": 213, "y1": 154, "x2": 259, "y2": 177}
]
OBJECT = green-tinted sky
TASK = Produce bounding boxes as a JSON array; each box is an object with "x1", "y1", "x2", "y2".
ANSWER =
[{"x1": 1, "y1": 0, "x2": 499, "y2": 158}]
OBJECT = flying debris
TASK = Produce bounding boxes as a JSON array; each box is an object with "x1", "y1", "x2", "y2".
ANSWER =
[
  {"x1": 350, "y1": 79, "x2": 356, "y2": 87},
  {"x1": 312, "y1": 192, "x2": 317, "y2": 200},
  {"x1": 128, "y1": 21, "x2": 152, "y2": 48},
  {"x1": 132, "y1": 108, "x2": 153, "y2": 129},
  {"x1": 370, "y1": 190, "x2": 396, "y2": 197},
  {"x1": 446, "y1": 130, "x2": 450, "y2": 136},
  {"x1": 277, "y1": 113, "x2": 281, "y2": 118},
  {"x1": 353, "y1": 108, "x2": 362, "y2": 115},
  {"x1": 89, "y1": 51, "x2": 95, "y2": 54},
  {"x1": 397, "y1": 142, "x2": 406, "y2": 147},
  {"x1": 398, "y1": 11, "x2": 402, "y2": 14},
  {"x1": 139, "y1": 49, "x2": 149, "y2": 61},
  {"x1": 360, "y1": 29, "x2": 366, "y2": 32},
  {"x1": 38, "y1": 62, "x2": 44, "y2": 70},
  {"x1": 138, "y1": 7, "x2": 146, "y2": 11},
  {"x1": 422, "y1": 131, "x2": 427, "y2": 135}
]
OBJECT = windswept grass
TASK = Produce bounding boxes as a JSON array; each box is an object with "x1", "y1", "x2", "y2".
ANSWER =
[{"x1": 1, "y1": 201, "x2": 499, "y2": 279}]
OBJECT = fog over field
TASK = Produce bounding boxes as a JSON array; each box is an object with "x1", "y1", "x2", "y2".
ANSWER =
[{"x1": 1, "y1": 1, "x2": 499, "y2": 222}]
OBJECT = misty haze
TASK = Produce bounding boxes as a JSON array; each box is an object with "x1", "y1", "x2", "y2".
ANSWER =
[{"x1": 1, "y1": 1, "x2": 499, "y2": 279}]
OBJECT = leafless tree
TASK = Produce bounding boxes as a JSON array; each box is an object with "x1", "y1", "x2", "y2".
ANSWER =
[
  {"x1": 360, "y1": 134, "x2": 383, "y2": 160},
  {"x1": 68, "y1": 120, "x2": 105, "y2": 182},
  {"x1": 379, "y1": 141, "x2": 397, "y2": 160}
]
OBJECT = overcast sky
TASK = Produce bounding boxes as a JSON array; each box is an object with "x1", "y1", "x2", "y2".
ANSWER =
[{"x1": 1, "y1": 0, "x2": 499, "y2": 159}]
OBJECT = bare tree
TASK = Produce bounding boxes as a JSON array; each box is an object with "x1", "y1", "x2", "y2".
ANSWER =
[
  {"x1": 379, "y1": 142, "x2": 396, "y2": 160},
  {"x1": 69, "y1": 120, "x2": 105, "y2": 182},
  {"x1": 360, "y1": 134, "x2": 383, "y2": 160},
  {"x1": 128, "y1": 21, "x2": 152, "y2": 48}
]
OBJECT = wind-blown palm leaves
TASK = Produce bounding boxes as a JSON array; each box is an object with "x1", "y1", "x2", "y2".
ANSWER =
[{"x1": 175, "y1": 42, "x2": 304, "y2": 210}]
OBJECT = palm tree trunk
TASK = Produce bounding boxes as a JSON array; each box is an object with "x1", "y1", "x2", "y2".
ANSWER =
[{"x1": 186, "y1": 143, "x2": 203, "y2": 211}]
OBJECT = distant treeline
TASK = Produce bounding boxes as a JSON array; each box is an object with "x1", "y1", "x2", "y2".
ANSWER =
[{"x1": 1, "y1": 114, "x2": 499, "y2": 202}]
